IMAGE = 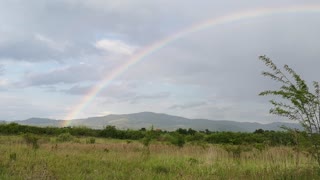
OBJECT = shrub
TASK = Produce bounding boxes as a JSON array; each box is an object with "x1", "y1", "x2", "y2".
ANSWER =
[
  {"x1": 57, "y1": 133, "x2": 73, "y2": 142},
  {"x1": 185, "y1": 132, "x2": 205, "y2": 142},
  {"x1": 141, "y1": 136, "x2": 152, "y2": 147},
  {"x1": 170, "y1": 133, "x2": 185, "y2": 148},
  {"x1": 223, "y1": 145, "x2": 242, "y2": 158},
  {"x1": 23, "y1": 133, "x2": 40, "y2": 149},
  {"x1": 86, "y1": 137, "x2": 96, "y2": 144}
]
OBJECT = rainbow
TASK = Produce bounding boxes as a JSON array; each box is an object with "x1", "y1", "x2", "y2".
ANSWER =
[{"x1": 62, "y1": 5, "x2": 320, "y2": 126}]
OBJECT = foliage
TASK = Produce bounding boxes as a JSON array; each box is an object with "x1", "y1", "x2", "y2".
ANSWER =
[
  {"x1": 0, "y1": 123, "x2": 299, "y2": 146},
  {"x1": 57, "y1": 133, "x2": 73, "y2": 142},
  {"x1": 141, "y1": 136, "x2": 152, "y2": 147},
  {"x1": 168, "y1": 133, "x2": 185, "y2": 148},
  {"x1": 86, "y1": 137, "x2": 96, "y2": 144},
  {"x1": 141, "y1": 127, "x2": 157, "y2": 147},
  {"x1": 259, "y1": 55, "x2": 320, "y2": 165},
  {"x1": 185, "y1": 132, "x2": 205, "y2": 142},
  {"x1": 23, "y1": 133, "x2": 40, "y2": 150},
  {"x1": 223, "y1": 145, "x2": 243, "y2": 158}
]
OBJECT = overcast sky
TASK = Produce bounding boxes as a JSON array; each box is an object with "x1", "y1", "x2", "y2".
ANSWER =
[{"x1": 1, "y1": 0, "x2": 320, "y2": 122}]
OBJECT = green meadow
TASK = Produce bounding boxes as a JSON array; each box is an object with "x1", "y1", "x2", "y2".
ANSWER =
[{"x1": 0, "y1": 135, "x2": 319, "y2": 180}]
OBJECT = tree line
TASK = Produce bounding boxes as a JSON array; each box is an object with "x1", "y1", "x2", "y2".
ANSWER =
[{"x1": 0, "y1": 122, "x2": 301, "y2": 146}]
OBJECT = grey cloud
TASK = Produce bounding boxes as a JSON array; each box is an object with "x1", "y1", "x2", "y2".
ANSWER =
[
  {"x1": 63, "y1": 81, "x2": 137, "y2": 96},
  {"x1": 0, "y1": 65, "x2": 4, "y2": 75},
  {"x1": 0, "y1": 65, "x2": 8, "y2": 90},
  {"x1": 0, "y1": 94, "x2": 64, "y2": 120},
  {"x1": 169, "y1": 102, "x2": 207, "y2": 110},
  {"x1": 0, "y1": 0, "x2": 188, "y2": 62},
  {"x1": 63, "y1": 85, "x2": 91, "y2": 95},
  {"x1": 63, "y1": 82, "x2": 140, "y2": 104},
  {"x1": 119, "y1": 13, "x2": 320, "y2": 104},
  {"x1": 0, "y1": 0, "x2": 291, "y2": 62},
  {"x1": 129, "y1": 92, "x2": 171, "y2": 104},
  {"x1": 63, "y1": 83, "x2": 170, "y2": 104},
  {"x1": 0, "y1": 34, "x2": 98, "y2": 62},
  {"x1": 21, "y1": 65, "x2": 105, "y2": 86},
  {"x1": 1, "y1": 0, "x2": 320, "y2": 121}
]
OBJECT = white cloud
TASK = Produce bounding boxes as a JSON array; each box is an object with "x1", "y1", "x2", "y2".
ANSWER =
[
  {"x1": 0, "y1": 79, "x2": 9, "y2": 89},
  {"x1": 95, "y1": 39, "x2": 137, "y2": 55}
]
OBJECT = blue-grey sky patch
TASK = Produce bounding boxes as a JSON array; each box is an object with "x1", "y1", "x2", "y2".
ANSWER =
[{"x1": 0, "y1": 65, "x2": 4, "y2": 75}]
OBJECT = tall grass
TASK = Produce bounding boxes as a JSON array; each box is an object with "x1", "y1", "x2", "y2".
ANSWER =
[{"x1": 0, "y1": 135, "x2": 318, "y2": 179}]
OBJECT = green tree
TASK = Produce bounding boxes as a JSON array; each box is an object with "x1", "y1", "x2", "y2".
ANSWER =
[
  {"x1": 259, "y1": 55, "x2": 320, "y2": 165},
  {"x1": 100, "y1": 125, "x2": 118, "y2": 138}
]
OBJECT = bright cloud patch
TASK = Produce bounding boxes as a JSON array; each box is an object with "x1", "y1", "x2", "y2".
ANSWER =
[
  {"x1": 95, "y1": 39, "x2": 136, "y2": 55},
  {"x1": 0, "y1": 78, "x2": 9, "y2": 90}
]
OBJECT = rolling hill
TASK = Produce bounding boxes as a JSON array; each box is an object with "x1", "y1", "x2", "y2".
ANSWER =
[{"x1": 10, "y1": 112, "x2": 302, "y2": 132}]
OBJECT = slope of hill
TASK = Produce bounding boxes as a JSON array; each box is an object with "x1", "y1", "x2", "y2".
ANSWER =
[
  {"x1": 10, "y1": 112, "x2": 302, "y2": 132},
  {"x1": 14, "y1": 118, "x2": 64, "y2": 127}
]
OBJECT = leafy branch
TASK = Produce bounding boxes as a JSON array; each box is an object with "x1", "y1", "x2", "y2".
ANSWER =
[{"x1": 259, "y1": 55, "x2": 320, "y2": 165}]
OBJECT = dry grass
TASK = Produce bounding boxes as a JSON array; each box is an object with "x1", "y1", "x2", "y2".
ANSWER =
[{"x1": 0, "y1": 135, "x2": 319, "y2": 179}]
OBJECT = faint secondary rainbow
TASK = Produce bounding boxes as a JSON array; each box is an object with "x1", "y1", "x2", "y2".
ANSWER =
[{"x1": 62, "y1": 5, "x2": 320, "y2": 126}]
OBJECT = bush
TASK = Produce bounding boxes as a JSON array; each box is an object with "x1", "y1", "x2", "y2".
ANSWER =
[
  {"x1": 23, "y1": 133, "x2": 40, "y2": 149},
  {"x1": 141, "y1": 136, "x2": 152, "y2": 147},
  {"x1": 170, "y1": 133, "x2": 185, "y2": 148},
  {"x1": 57, "y1": 133, "x2": 73, "y2": 142},
  {"x1": 86, "y1": 137, "x2": 96, "y2": 144},
  {"x1": 185, "y1": 132, "x2": 205, "y2": 142}
]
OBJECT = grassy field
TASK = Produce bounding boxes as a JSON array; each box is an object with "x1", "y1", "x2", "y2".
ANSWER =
[{"x1": 0, "y1": 135, "x2": 319, "y2": 179}]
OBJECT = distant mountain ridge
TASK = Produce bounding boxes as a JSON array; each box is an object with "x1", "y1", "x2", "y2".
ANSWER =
[{"x1": 8, "y1": 112, "x2": 302, "y2": 132}]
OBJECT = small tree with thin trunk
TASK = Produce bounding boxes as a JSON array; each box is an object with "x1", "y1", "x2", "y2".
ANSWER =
[{"x1": 259, "y1": 55, "x2": 320, "y2": 165}]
